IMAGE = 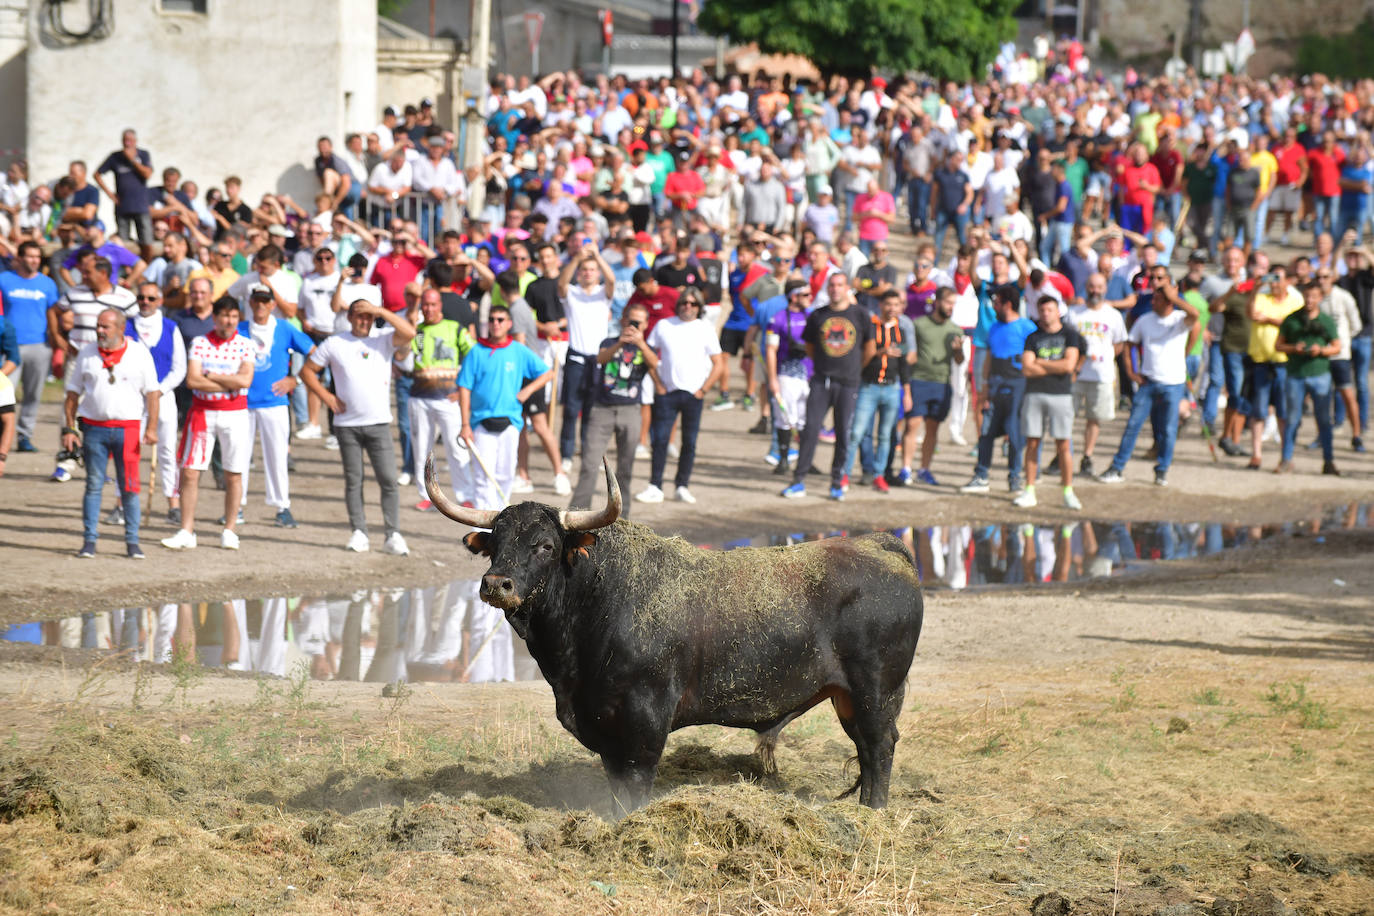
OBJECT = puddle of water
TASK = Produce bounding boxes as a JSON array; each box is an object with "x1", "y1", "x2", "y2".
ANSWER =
[{"x1": 5, "y1": 503, "x2": 1367, "y2": 682}]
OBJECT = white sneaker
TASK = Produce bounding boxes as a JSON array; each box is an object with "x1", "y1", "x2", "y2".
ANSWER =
[
  {"x1": 949, "y1": 431, "x2": 968, "y2": 446},
  {"x1": 296, "y1": 424, "x2": 323, "y2": 440},
  {"x1": 510, "y1": 477, "x2": 535, "y2": 494},
  {"x1": 1012, "y1": 485, "x2": 1038, "y2": 508},
  {"x1": 346, "y1": 529, "x2": 370, "y2": 552},
  {"x1": 397, "y1": 471, "x2": 412, "y2": 487},
  {"x1": 667, "y1": 443, "x2": 680, "y2": 459},
  {"x1": 324, "y1": 435, "x2": 339, "y2": 450},
  {"x1": 675, "y1": 486, "x2": 696, "y2": 504},
  {"x1": 220, "y1": 528, "x2": 240, "y2": 550},
  {"x1": 383, "y1": 532, "x2": 410, "y2": 556},
  {"x1": 635, "y1": 484, "x2": 664, "y2": 503},
  {"x1": 561, "y1": 458, "x2": 572, "y2": 474},
  {"x1": 1062, "y1": 487, "x2": 1083, "y2": 511},
  {"x1": 634, "y1": 444, "x2": 650, "y2": 460},
  {"x1": 553, "y1": 473, "x2": 572, "y2": 496},
  {"x1": 160, "y1": 528, "x2": 197, "y2": 550}
]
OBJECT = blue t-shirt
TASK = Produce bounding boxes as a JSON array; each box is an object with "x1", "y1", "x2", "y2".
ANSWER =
[
  {"x1": 70, "y1": 184, "x2": 100, "y2": 225},
  {"x1": 0, "y1": 270, "x2": 59, "y2": 345},
  {"x1": 1053, "y1": 180, "x2": 1076, "y2": 224},
  {"x1": 456, "y1": 340, "x2": 549, "y2": 430},
  {"x1": 1209, "y1": 152, "x2": 1231, "y2": 199},
  {"x1": 1340, "y1": 164, "x2": 1373, "y2": 212},
  {"x1": 985, "y1": 316, "x2": 1038, "y2": 379},
  {"x1": 98, "y1": 149, "x2": 153, "y2": 215},
  {"x1": 238, "y1": 317, "x2": 316, "y2": 409},
  {"x1": 752, "y1": 293, "x2": 788, "y2": 335},
  {"x1": 726, "y1": 264, "x2": 766, "y2": 332},
  {"x1": 0, "y1": 315, "x2": 17, "y2": 368},
  {"x1": 610, "y1": 261, "x2": 638, "y2": 322}
]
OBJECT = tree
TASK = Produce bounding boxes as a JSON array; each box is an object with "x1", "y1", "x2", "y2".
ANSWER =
[{"x1": 696, "y1": 0, "x2": 1019, "y2": 83}]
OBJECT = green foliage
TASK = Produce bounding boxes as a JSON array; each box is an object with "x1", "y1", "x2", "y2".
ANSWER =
[
  {"x1": 1265, "y1": 680, "x2": 1337, "y2": 730},
  {"x1": 1295, "y1": 17, "x2": 1374, "y2": 79},
  {"x1": 696, "y1": 0, "x2": 1018, "y2": 82},
  {"x1": 377, "y1": 0, "x2": 410, "y2": 19}
]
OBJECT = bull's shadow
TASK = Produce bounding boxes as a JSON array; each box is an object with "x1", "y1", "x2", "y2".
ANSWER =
[{"x1": 275, "y1": 743, "x2": 790, "y2": 819}]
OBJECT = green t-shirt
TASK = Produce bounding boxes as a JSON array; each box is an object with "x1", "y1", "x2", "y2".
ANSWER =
[
  {"x1": 1061, "y1": 158, "x2": 1089, "y2": 204},
  {"x1": 1134, "y1": 112, "x2": 1162, "y2": 153},
  {"x1": 1184, "y1": 161, "x2": 1217, "y2": 204},
  {"x1": 645, "y1": 151, "x2": 674, "y2": 196},
  {"x1": 910, "y1": 316, "x2": 964, "y2": 383},
  {"x1": 1278, "y1": 309, "x2": 1337, "y2": 378},
  {"x1": 1183, "y1": 290, "x2": 1210, "y2": 357}
]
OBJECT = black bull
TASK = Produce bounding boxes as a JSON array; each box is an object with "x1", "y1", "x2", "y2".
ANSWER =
[{"x1": 428, "y1": 457, "x2": 924, "y2": 811}]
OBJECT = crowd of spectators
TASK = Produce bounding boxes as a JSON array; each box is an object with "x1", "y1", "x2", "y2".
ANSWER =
[{"x1": 2, "y1": 42, "x2": 1371, "y2": 557}]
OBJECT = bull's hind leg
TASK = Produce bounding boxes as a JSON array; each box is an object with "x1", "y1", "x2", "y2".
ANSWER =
[{"x1": 835, "y1": 680, "x2": 904, "y2": 808}]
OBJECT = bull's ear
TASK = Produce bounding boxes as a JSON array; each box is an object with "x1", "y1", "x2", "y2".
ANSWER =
[
  {"x1": 563, "y1": 531, "x2": 598, "y2": 565},
  {"x1": 463, "y1": 532, "x2": 492, "y2": 556}
]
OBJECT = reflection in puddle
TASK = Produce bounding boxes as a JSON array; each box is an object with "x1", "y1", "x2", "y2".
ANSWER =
[{"x1": 5, "y1": 503, "x2": 1367, "y2": 678}]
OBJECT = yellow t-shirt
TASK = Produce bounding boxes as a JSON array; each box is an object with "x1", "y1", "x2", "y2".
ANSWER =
[
  {"x1": 1250, "y1": 151, "x2": 1278, "y2": 195},
  {"x1": 188, "y1": 266, "x2": 240, "y2": 300},
  {"x1": 1248, "y1": 288, "x2": 1302, "y2": 363}
]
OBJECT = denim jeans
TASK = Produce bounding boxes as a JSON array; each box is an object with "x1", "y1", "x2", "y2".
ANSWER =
[
  {"x1": 335, "y1": 422, "x2": 400, "y2": 536},
  {"x1": 844, "y1": 189, "x2": 860, "y2": 232},
  {"x1": 933, "y1": 209, "x2": 968, "y2": 255},
  {"x1": 908, "y1": 177, "x2": 931, "y2": 234},
  {"x1": 847, "y1": 381, "x2": 902, "y2": 477},
  {"x1": 559, "y1": 350, "x2": 597, "y2": 462},
  {"x1": 1313, "y1": 195, "x2": 1339, "y2": 239},
  {"x1": 289, "y1": 351, "x2": 309, "y2": 426},
  {"x1": 1209, "y1": 194, "x2": 1228, "y2": 256},
  {"x1": 1253, "y1": 196, "x2": 1270, "y2": 250},
  {"x1": 1203, "y1": 341, "x2": 1225, "y2": 429},
  {"x1": 1349, "y1": 334, "x2": 1371, "y2": 431},
  {"x1": 792, "y1": 376, "x2": 859, "y2": 488},
  {"x1": 338, "y1": 179, "x2": 362, "y2": 219},
  {"x1": 1039, "y1": 220, "x2": 1072, "y2": 267},
  {"x1": 1223, "y1": 349, "x2": 1250, "y2": 419},
  {"x1": 1249, "y1": 361, "x2": 1287, "y2": 422},
  {"x1": 974, "y1": 377, "x2": 1026, "y2": 482},
  {"x1": 1108, "y1": 379, "x2": 1185, "y2": 474},
  {"x1": 80, "y1": 422, "x2": 142, "y2": 544},
  {"x1": 394, "y1": 373, "x2": 414, "y2": 476},
  {"x1": 1337, "y1": 204, "x2": 1365, "y2": 246},
  {"x1": 1281, "y1": 373, "x2": 1334, "y2": 463},
  {"x1": 649, "y1": 388, "x2": 704, "y2": 489}
]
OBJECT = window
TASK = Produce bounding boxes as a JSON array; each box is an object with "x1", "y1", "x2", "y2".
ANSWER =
[{"x1": 161, "y1": 0, "x2": 207, "y2": 13}]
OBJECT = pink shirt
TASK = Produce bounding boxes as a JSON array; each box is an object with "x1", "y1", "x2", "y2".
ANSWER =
[
  {"x1": 369, "y1": 252, "x2": 427, "y2": 312},
  {"x1": 854, "y1": 191, "x2": 894, "y2": 242}
]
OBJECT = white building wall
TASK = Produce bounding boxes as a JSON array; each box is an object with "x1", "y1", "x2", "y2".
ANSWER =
[
  {"x1": 26, "y1": 0, "x2": 375, "y2": 220},
  {"x1": 0, "y1": 0, "x2": 26, "y2": 160}
]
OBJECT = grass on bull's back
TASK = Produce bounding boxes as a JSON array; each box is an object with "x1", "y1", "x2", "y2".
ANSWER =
[{"x1": 1, "y1": 654, "x2": 1372, "y2": 915}]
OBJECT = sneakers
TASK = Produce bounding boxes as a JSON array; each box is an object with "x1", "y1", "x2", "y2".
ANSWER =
[
  {"x1": 873, "y1": 476, "x2": 891, "y2": 493},
  {"x1": 634, "y1": 444, "x2": 650, "y2": 460},
  {"x1": 709, "y1": 394, "x2": 734, "y2": 411},
  {"x1": 949, "y1": 430, "x2": 968, "y2": 447},
  {"x1": 764, "y1": 450, "x2": 781, "y2": 467},
  {"x1": 77, "y1": 540, "x2": 96, "y2": 558},
  {"x1": 1274, "y1": 460, "x2": 1293, "y2": 475},
  {"x1": 220, "y1": 528, "x2": 240, "y2": 550},
  {"x1": 1079, "y1": 455, "x2": 1094, "y2": 477},
  {"x1": 166, "y1": 507, "x2": 181, "y2": 527},
  {"x1": 1012, "y1": 485, "x2": 1038, "y2": 508},
  {"x1": 740, "y1": 394, "x2": 756, "y2": 410},
  {"x1": 675, "y1": 486, "x2": 696, "y2": 504},
  {"x1": 161, "y1": 528, "x2": 198, "y2": 550},
  {"x1": 415, "y1": 499, "x2": 434, "y2": 512},
  {"x1": 215, "y1": 509, "x2": 245, "y2": 526},
  {"x1": 1353, "y1": 437, "x2": 1367, "y2": 453},
  {"x1": 1322, "y1": 462, "x2": 1341, "y2": 476},
  {"x1": 915, "y1": 468, "x2": 939, "y2": 487},
  {"x1": 1218, "y1": 438, "x2": 1244, "y2": 457},
  {"x1": 748, "y1": 416, "x2": 770, "y2": 435},
  {"x1": 561, "y1": 457, "x2": 572, "y2": 474},
  {"x1": 1097, "y1": 468, "x2": 1125, "y2": 484},
  {"x1": 895, "y1": 467, "x2": 912, "y2": 486},
  {"x1": 274, "y1": 508, "x2": 298, "y2": 528},
  {"x1": 397, "y1": 472, "x2": 413, "y2": 487},
  {"x1": 104, "y1": 504, "x2": 125, "y2": 526},
  {"x1": 383, "y1": 532, "x2": 410, "y2": 555},
  {"x1": 1153, "y1": 471, "x2": 1169, "y2": 487},
  {"x1": 16, "y1": 435, "x2": 37, "y2": 453},
  {"x1": 635, "y1": 484, "x2": 664, "y2": 503},
  {"x1": 127, "y1": 543, "x2": 145, "y2": 560},
  {"x1": 1009, "y1": 476, "x2": 1024, "y2": 494},
  {"x1": 345, "y1": 529, "x2": 370, "y2": 552},
  {"x1": 781, "y1": 482, "x2": 806, "y2": 498},
  {"x1": 772, "y1": 456, "x2": 791, "y2": 476},
  {"x1": 296, "y1": 423, "x2": 323, "y2": 440},
  {"x1": 1062, "y1": 487, "x2": 1083, "y2": 511},
  {"x1": 960, "y1": 475, "x2": 990, "y2": 493},
  {"x1": 510, "y1": 477, "x2": 535, "y2": 494},
  {"x1": 553, "y1": 473, "x2": 572, "y2": 496},
  {"x1": 1304, "y1": 438, "x2": 1322, "y2": 451},
  {"x1": 828, "y1": 485, "x2": 845, "y2": 501},
  {"x1": 840, "y1": 473, "x2": 850, "y2": 493},
  {"x1": 818, "y1": 427, "x2": 836, "y2": 443},
  {"x1": 50, "y1": 466, "x2": 72, "y2": 482},
  {"x1": 667, "y1": 443, "x2": 680, "y2": 459},
  {"x1": 324, "y1": 435, "x2": 339, "y2": 450}
]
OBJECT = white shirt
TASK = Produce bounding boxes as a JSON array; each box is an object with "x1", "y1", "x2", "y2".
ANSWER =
[
  {"x1": 368, "y1": 161, "x2": 413, "y2": 195},
  {"x1": 228, "y1": 269, "x2": 302, "y2": 320},
  {"x1": 188, "y1": 333, "x2": 254, "y2": 406},
  {"x1": 1068, "y1": 304, "x2": 1127, "y2": 383},
  {"x1": 562, "y1": 283, "x2": 612, "y2": 355},
  {"x1": 59, "y1": 284, "x2": 138, "y2": 349},
  {"x1": 67, "y1": 339, "x2": 158, "y2": 422},
  {"x1": 1130, "y1": 307, "x2": 1191, "y2": 385},
  {"x1": 129, "y1": 312, "x2": 187, "y2": 392},
  {"x1": 412, "y1": 155, "x2": 466, "y2": 199},
  {"x1": 648, "y1": 315, "x2": 721, "y2": 393},
  {"x1": 983, "y1": 167, "x2": 1021, "y2": 218},
  {"x1": 308, "y1": 327, "x2": 398, "y2": 427},
  {"x1": 842, "y1": 144, "x2": 882, "y2": 190},
  {"x1": 300, "y1": 270, "x2": 345, "y2": 335}
]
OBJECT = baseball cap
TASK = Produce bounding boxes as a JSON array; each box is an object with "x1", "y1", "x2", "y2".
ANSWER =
[
  {"x1": 249, "y1": 283, "x2": 273, "y2": 299},
  {"x1": 420, "y1": 97, "x2": 434, "y2": 108},
  {"x1": 785, "y1": 278, "x2": 809, "y2": 298},
  {"x1": 1187, "y1": 248, "x2": 1208, "y2": 263},
  {"x1": 817, "y1": 184, "x2": 833, "y2": 196},
  {"x1": 634, "y1": 230, "x2": 654, "y2": 248},
  {"x1": 267, "y1": 224, "x2": 294, "y2": 239}
]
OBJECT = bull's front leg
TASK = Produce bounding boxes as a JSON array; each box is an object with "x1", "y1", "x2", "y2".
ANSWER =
[{"x1": 595, "y1": 690, "x2": 672, "y2": 817}]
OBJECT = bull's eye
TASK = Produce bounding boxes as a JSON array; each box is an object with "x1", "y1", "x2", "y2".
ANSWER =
[{"x1": 537, "y1": 542, "x2": 555, "y2": 555}]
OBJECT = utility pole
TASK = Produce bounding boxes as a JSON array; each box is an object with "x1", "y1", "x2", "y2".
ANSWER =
[
  {"x1": 670, "y1": 0, "x2": 679, "y2": 78},
  {"x1": 463, "y1": 0, "x2": 492, "y2": 219}
]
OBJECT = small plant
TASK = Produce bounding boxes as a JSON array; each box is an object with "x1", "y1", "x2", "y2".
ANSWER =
[
  {"x1": 1290, "y1": 742, "x2": 1309, "y2": 762},
  {"x1": 1108, "y1": 670, "x2": 1138, "y2": 712},
  {"x1": 1191, "y1": 688, "x2": 1223, "y2": 706},
  {"x1": 973, "y1": 731, "x2": 1006, "y2": 757},
  {"x1": 129, "y1": 662, "x2": 151, "y2": 710},
  {"x1": 164, "y1": 643, "x2": 203, "y2": 708},
  {"x1": 1264, "y1": 680, "x2": 1337, "y2": 730}
]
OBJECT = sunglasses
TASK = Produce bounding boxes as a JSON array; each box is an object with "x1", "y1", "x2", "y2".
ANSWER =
[
  {"x1": 490, "y1": 315, "x2": 511, "y2": 323},
  {"x1": 136, "y1": 294, "x2": 160, "y2": 302}
]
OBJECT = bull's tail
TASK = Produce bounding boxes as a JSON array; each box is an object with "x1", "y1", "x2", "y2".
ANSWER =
[{"x1": 836, "y1": 754, "x2": 861, "y2": 800}]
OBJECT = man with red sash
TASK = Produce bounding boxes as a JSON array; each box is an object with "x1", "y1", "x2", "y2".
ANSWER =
[
  {"x1": 62, "y1": 308, "x2": 160, "y2": 558},
  {"x1": 162, "y1": 296, "x2": 255, "y2": 551}
]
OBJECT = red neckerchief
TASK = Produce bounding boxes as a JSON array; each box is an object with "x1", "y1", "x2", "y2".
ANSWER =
[
  {"x1": 953, "y1": 272, "x2": 973, "y2": 295},
  {"x1": 98, "y1": 341, "x2": 128, "y2": 370},
  {"x1": 479, "y1": 336, "x2": 515, "y2": 349},
  {"x1": 206, "y1": 330, "x2": 236, "y2": 347}
]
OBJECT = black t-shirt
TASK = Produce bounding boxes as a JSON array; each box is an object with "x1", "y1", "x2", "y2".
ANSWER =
[
  {"x1": 653, "y1": 260, "x2": 699, "y2": 291},
  {"x1": 854, "y1": 263, "x2": 897, "y2": 314},
  {"x1": 439, "y1": 290, "x2": 476, "y2": 330},
  {"x1": 1024, "y1": 325, "x2": 1086, "y2": 396},
  {"x1": 1025, "y1": 167, "x2": 1059, "y2": 216},
  {"x1": 933, "y1": 167, "x2": 969, "y2": 214},
  {"x1": 593, "y1": 336, "x2": 652, "y2": 406},
  {"x1": 525, "y1": 276, "x2": 564, "y2": 325},
  {"x1": 694, "y1": 255, "x2": 725, "y2": 305},
  {"x1": 213, "y1": 201, "x2": 253, "y2": 240},
  {"x1": 802, "y1": 305, "x2": 874, "y2": 384}
]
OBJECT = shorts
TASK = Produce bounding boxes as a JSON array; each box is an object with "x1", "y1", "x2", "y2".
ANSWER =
[
  {"x1": 774, "y1": 374, "x2": 810, "y2": 430},
  {"x1": 1086, "y1": 171, "x2": 1111, "y2": 199},
  {"x1": 179, "y1": 406, "x2": 250, "y2": 473},
  {"x1": 1021, "y1": 391, "x2": 1074, "y2": 441},
  {"x1": 908, "y1": 379, "x2": 952, "y2": 421},
  {"x1": 719, "y1": 326, "x2": 747, "y2": 356},
  {"x1": 523, "y1": 384, "x2": 549, "y2": 417},
  {"x1": 1330, "y1": 358, "x2": 1353, "y2": 388},
  {"x1": 1073, "y1": 379, "x2": 1115, "y2": 422},
  {"x1": 1270, "y1": 185, "x2": 1302, "y2": 213}
]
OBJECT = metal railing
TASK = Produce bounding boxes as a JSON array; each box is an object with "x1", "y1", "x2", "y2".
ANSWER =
[{"x1": 359, "y1": 191, "x2": 463, "y2": 244}]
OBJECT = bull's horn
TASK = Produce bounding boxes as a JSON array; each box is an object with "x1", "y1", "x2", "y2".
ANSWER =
[
  {"x1": 558, "y1": 458, "x2": 621, "y2": 531},
  {"x1": 426, "y1": 455, "x2": 500, "y2": 529}
]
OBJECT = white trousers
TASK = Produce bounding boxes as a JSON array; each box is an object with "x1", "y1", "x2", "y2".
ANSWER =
[
  {"x1": 141, "y1": 403, "x2": 179, "y2": 499},
  {"x1": 411, "y1": 397, "x2": 472, "y2": 504},
  {"x1": 472, "y1": 424, "x2": 520, "y2": 511},
  {"x1": 241, "y1": 405, "x2": 292, "y2": 509},
  {"x1": 947, "y1": 336, "x2": 973, "y2": 437}
]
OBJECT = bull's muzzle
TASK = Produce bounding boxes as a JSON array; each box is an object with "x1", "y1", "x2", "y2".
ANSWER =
[{"x1": 480, "y1": 573, "x2": 522, "y2": 610}]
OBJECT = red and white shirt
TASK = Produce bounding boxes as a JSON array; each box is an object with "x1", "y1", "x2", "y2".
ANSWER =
[{"x1": 188, "y1": 332, "x2": 253, "y2": 409}]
